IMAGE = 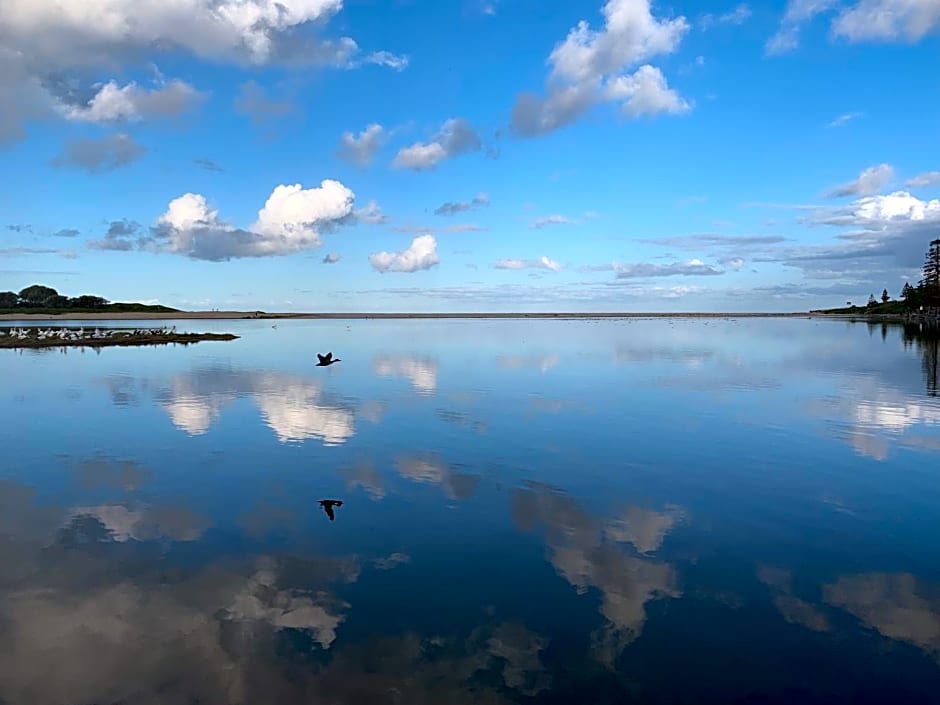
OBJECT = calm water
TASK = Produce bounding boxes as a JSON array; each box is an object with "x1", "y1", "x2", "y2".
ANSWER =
[{"x1": 2, "y1": 317, "x2": 940, "y2": 705}]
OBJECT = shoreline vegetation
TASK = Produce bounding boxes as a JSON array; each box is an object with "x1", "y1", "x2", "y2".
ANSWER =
[{"x1": 2, "y1": 310, "x2": 819, "y2": 320}]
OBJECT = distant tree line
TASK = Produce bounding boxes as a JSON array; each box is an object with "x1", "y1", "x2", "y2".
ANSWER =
[
  {"x1": 859, "y1": 239, "x2": 940, "y2": 311},
  {"x1": 0, "y1": 284, "x2": 109, "y2": 310},
  {"x1": 899, "y1": 238, "x2": 940, "y2": 309}
]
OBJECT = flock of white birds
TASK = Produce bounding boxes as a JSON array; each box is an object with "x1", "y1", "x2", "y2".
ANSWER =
[{"x1": 0, "y1": 326, "x2": 178, "y2": 341}]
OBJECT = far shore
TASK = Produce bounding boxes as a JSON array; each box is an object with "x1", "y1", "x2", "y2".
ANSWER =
[{"x1": 0, "y1": 310, "x2": 823, "y2": 321}]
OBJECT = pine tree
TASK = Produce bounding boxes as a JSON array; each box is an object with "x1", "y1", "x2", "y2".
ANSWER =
[
  {"x1": 923, "y1": 239, "x2": 940, "y2": 291},
  {"x1": 882, "y1": 288, "x2": 890, "y2": 304}
]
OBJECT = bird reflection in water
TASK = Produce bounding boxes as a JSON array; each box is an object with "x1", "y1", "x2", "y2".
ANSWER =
[{"x1": 318, "y1": 499, "x2": 344, "y2": 521}]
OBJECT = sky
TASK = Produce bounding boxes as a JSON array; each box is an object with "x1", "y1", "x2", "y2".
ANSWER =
[{"x1": 1, "y1": 0, "x2": 939, "y2": 313}]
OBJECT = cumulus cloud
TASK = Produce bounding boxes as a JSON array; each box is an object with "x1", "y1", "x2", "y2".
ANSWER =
[
  {"x1": 0, "y1": 0, "x2": 404, "y2": 142},
  {"x1": 58, "y1": 79, "x2": 202, "y2": 123},
  {"x1": 89, "y1": 219, "x2": 142, "y2": 251},
  {"x1": 392, "y1": 118, "x2": 482, "y2": 170},
  {"x1": 434, "y1": 192, "x2": 489, "y2": 216},
  {"x1": 605, "y1": 64, "x2": 690, "y2": 117},
  {"x1": 93, "y1": 180, "x2": 356, "y2": 260},
  {"x1": 831, "y1": 0, "x2": 940, "y2": 42},
  {"x1": 322, "y1": 252, "x2": 341, "y2": 264},
  {"x1": 614, "y1": 258, "x2": 724, "y2": 278},
  {"x1": 369, "y1": 234, "x2": 439, "y2": 273},
  {"x1": 530, "y1": 214, "x2": 578, "y2": 229},
  {"x1": 337, "y1": 123, "x2": 385, "y2": 166},
  {"x1": 510, "y1": 0, "x2": 690, "y2": 137},
  {"x1": 755, "y1": 190, "x2": 940, "y2": 283},
  {"x1": 700, "y1": 3, "x2": 753, "y2": 28},
  {"x1": 906, "y1": 171, "x2": 940, "y2": 189},
  {"x1": 355, "y1": 199, "x2": 387, "y2": 225},
  {"x1": 0, "y1": 0, "x2": 396, "y2": 67},
  {"x1": 495, "y1": 256, "x2": 562, "y2": 272},
  {"x1": 767, "y1": 0, "x2": 940, "y2": 54},
  {"x1": 825, "y1": 163, "x2": 895, "y2": 198},
  {"x1": 52, "y1": 132, "x2": 146, "y2": 172}
]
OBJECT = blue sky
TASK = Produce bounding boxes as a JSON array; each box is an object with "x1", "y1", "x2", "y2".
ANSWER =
[{"x1": 1, "y1": 0, "x2": 939, "y2": 312}]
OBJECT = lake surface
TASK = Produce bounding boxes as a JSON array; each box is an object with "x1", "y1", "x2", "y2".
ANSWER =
[{"x1": 1, "y1": 316, "x2": 939, "y2": 705}]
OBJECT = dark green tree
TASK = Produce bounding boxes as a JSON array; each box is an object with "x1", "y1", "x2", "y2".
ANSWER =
[
  {"x1": 18, "y1": 284, "x2": 59, "y2": 306},
  {"x1": 901, "y1": 282, "x2": 914, "y2": 300},
  {"x1": 923, "y1": 239, "x2": 940, "y2": 303},
  {"x1": 881, "y1": 288, "x2": 890, "y2": 304},
  {"x1": 0, "y1": 291, "x2": 18, "y2": 308},
  {"x1": 45, "y1": 294, "x2": 70, "y2": 308},
  {"x1": 68, "y1": 295, "x2": 109, "y2": 308},
  {"x1": 867, "y1": 293, "x2": 877, "y2": 307}
]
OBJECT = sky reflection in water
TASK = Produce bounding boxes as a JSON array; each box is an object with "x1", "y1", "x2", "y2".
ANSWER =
[{"x1": 1, "y1": 317, "x2": 940, "y2": 704}]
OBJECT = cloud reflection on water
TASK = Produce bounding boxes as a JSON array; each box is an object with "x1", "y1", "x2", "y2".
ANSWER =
[
  {"x1": 513, "y1": 484, "x2": 682, "y2": 667},
  {"x1": 0, "y1": 477, "x2": 555, "y2": 705},
  {"x1": 372, "y1": 353, "x2": 439, "y2": 394}
]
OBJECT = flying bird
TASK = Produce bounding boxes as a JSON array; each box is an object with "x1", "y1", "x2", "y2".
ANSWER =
[
  {"x1": 316, "y1": 352, "x2": 341, "y2": 366},
  {"x1": 318, "y1": 499, "x2": 343, "y2": 521}
]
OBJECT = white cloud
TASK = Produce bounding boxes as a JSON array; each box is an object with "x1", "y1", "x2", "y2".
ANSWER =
[
  {"x1": 511, "y1": 0, "x2": 690, "y2": 136},
  {"x1": 322, "y1": 252, "x2": 341, "y2": 264},
  {"x1": 530, "y1": 214, "x2": 578, "y2": 229},
  {"x1": 337, "y1": 123, "x2": 385, "y2": 166},
  {"x1": 825, "y1": 163, "x2": 895, "y2": 198},
  {"x1": 3, "y1": 0, "x2": 369, "y2": 65},
  {"x1": 613, "y1": 258, "x2": 724, "y2": 278},
  {"x1": 906, "y1": 171, "x2": 940, "y2": 188},
  {"x1": 59, "y1": 79, "x2": 202, "y2": 123},
  {"x1": 828, "y1": 110, "x2": 863, "y2": 127},
  {"x1": 767, "y1": 0, "x2": 940, "y2": 54},
  {"x1": 494, "y1": 256, "x2": 562, "y2": 272},
  {"x1": 369, "y1": 234, "x2": 440, "y2": 273},
  {"x1": 0, "y1": 0, "x2": 404, "y2": 141},
  {"x1": 392, "y1": 118, "x2": 481, "y2": 170},
  {"x1": 720, "y1": 256, "x2": 746, "y2": 269},
  {"x1": 605, "y1": 64, "x2": 691, "y2": 117},
  {"x1": 822, "y1": 190, "x2": 940, "y2": 226},
  {"x1": 832, "y1": 0, "x2": 940, "y2": 42},
  {"x1": 700, "y1": 3, "x2": 753, "y2": 28},
  {"x1": 765, "y1": 0, "x2": 840, "y2": 54},
  {"x1": 355, "y1": 199, "x2": 387, "y2": 224},
  {"x1": 94, "y1": 179, "x2": 356, "y2": 260}
]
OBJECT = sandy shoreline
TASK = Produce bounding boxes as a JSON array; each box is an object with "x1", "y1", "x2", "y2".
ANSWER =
[{"x1": 0, "y1": 310, "x2": 816, "y2": 321}]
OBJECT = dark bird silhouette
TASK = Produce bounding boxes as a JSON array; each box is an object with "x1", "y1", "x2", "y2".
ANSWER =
[
  {"x1": 318, "y1": 499, "x2": 343, "y2": 521},
  {"x1": 316, "y1": 352, "x2": 341, "y2": 366}
]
